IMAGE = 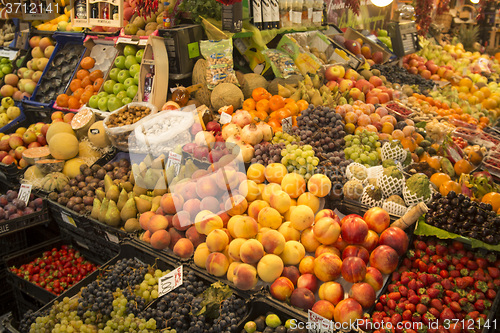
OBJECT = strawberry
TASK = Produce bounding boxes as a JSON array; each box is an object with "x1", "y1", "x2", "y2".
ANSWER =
[
  {"x1": 395, "y1": 303, "x2": 405, "y2": 314},
  {"x1": 455, "y1": 277, "x2": 467, "y2": 289},
  {"x1": 450, "y1": 292, "x2": 460, "y2": 302},
  {"x1": 452, "y1": 257, "x2": 460, "y2": 265},
  {"x1": 486, "y1": 289, "x2": 496, "y2": 300},
  {"x1": 420, "y1": 295, "x2": 430, "y2": 305},
  {"x1": 449, "y1": 301, "x2": 461, "y2": 313},
  {"x1": 412, "y1": 312, "x2": 422, "y2": 322},
  {"x1": 462, "y1": 276, "x2": 474, "y2": 288},
  {"x1": 487, "y1": 266, "x2": 499, "y2": 279},
  {"x1": 405, "y1": 303, "x2": 416, "y2": 313},
  {"x1": 411, "y1": 294, "x2": 422, "y2": 304},
  {"x1": 467, "y1": 290, "x2": 476, "y2": 302},
  {"x1": 416, "y1": 303, "x2": 427, "y2": 314},
  {"x1": 466, "y1": 260, "x2": 478, "y2": 270},
  {"x1": 460, "y1": 256, "x2": 469, "y2": 265},
  {"x1": 402, "y1": 309, "x2": 412, "y2": 321},
  {"x1": 388, "y1": 299, "x2": 396, "y2": 309},
  {"x1": 408, "y1": 279, "x2": 417, "y2": 290},
  {"x1": 389, "y1": 292, "x2": 401, "y2": 301},
  {"x1": 475, "y1": 291, "x2": 485, "y2": 300},
  {"x1": 408, "y1": 289, "x2": 417, "y2": 298},
  {"x1": 474, "y1": 280, "x2": 488, "y2": 292},
  {"x1": 379, "y1": 294, "x2": 388, "y2": 305},
  {"x1": 392, "y1": 271, "x2": 401, "y2": 282},
  {"x1": 443, "y1": 296, "x2": 451, "y2": 305},
  {"x1": 430, "y1": 299, "x2": 443, "y2": 311},
  {"x1": 427, "y1": 265, "x2": 439, "y2": 275},
  {"x1": 440, "y1": 270, "x2": 448, "y2": 279},
  {"x1": 485, "y1": 253, "x2": 496, "y2": 263},
  {"x1": 474, "y1": 299, "x2": 491, "y2": 311},
  {"x1": 422, "y1": 312, "x2": 436, "y2": 326},
  {"x1": 399, "y1": 285, "x2": 408, "y2": 297},
  {"x1": 428, "y1": 307, "x2": 440, "y2": 318},
  {"x1": 426, "y1": 287, "x2": 440, "y2": 298},
  {"x1": 475, "y1": 257, "x2": 488, "y2": 269},
  {"x1": 436, "y1": 242, "x2": 447, "y2": 256},
  {"x1": 416, "y1": 280, "x2": 425, "y2": 289},
  {"x1": 460, "y1": 268, "x2": 469, "y2": 277},
  {"x1": 422, "y1": 255, "x2": 430, "y2": 264},
  {"x1": 450, "y1": 270, "x2": 460, "y2": 278},
  {"x1": 465, "y1": 311, "x2": 479, "y2": 320},
  {"x1": 415, "y1": 240, "x2": 427, "y2": 251},
  {"x1": 452, "y1": 241, "x2": 464, "y2": 250},
  {"x1": 388, "y1": 284, "x2": 399, "y2": 292},
  {"x1": 375, "y1": 302, "x2": 384, "y2": 311},
  {"x1": 428, "y1": 275, "x2": 437, "y2": 285},
  {"x1": 439, "y1": 307, "x2": 455, "y2": 321},
  {"x1": 494, "y1": 278, "x2": 500, "y2": 287},
  {"x1": 441, "y1": 279, "x2": 452, "y2": 290},
  {"x1": 448, "y1": 322, "x2": 462, "y2": 333},
  {"x1": 426, "y1": 245, "x2": 436, "y2": 256},
  {"x1": 472, "y1": 268, "x2": 486, "y2": 281},
  {"x1": 418, "y1": 261, "x2": 428, "y2": 273}
]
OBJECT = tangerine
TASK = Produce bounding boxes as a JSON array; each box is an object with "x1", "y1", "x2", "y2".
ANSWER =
[
  {"x1": 481, "y1": 192, "x2": 500, "y2": 212},
  {"x1": 89, "y1": 69, "x2": 103, "y2": 82},
  {"x1": 453, "y1": 159, "x2": 473, "y2": 176},
  {"x1": 439, "y1": 180, "x2": 461, "y2": 196},
  {"x1": 242, "y1": 98, "x2": 256, "y2": 111},
  {"x1": 80, "y1": 57, "x2": 95, "y2": 70},
  {"x1": 251, "y1": 87, "x2": 271, "y2": 102},
  {"x1": 80, "y1": 91, "x2": 93, "y2": 104},
  {"x1": 68, "y1": 96, "x2": 81, "y2": 109},
  {"x1": 93, "y1": 78, "x2": 104, "y2": 92},
  {"x1": 76, "y1": 69, "x2": 90, "y2": 80},
  {"x1": 56, "y1": 94, "x2": 69, "y2": 107},
  {"x1": 256, "y1": 99, "x2": 270, "y2": 113},
  {"x1": 296, "y1": 100, "x2": 309, "y2": 111},
  {"x1": 69, "y1": 79, "x2": 82, "y2": 93},
  {"x1": 430, "y1": 173, "x2": 451, "y2": 189},
  {"x1": 72, "y1": 88, "x2": 84, "y2": 101},
  {"x1": 426, "y1": 156, "x2": 441, "y2": 171},
  {"x1": 268, "y1": 95, "x2": 285, "y2": 111},
  {"x1": 81, "y1": 76, "x2": 92, "y2": 88}
]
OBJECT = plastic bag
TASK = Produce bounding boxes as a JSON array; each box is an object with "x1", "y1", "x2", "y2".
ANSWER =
[
  {"x1": 200, "y1": 39, "x2": 239, "y2": 89},
  {"x1": 262, "y1": 49, "x2": 300, "y2": 78}
]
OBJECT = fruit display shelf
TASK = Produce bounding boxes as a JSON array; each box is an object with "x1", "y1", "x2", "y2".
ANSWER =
[
  {"x1": 384, "y1": 101, "x2": 414, "y2": 120},
  {"x1": 0, "y1": 194, "x2": 48, "y2": 237}
]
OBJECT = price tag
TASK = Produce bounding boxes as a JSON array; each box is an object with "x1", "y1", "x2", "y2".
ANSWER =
[
  {"x1": 105, "y1": 231, "x2": 119, "y2": 244},
  {"x1": 17, "y1": 184, "x2": 32, "y2": 206},
  {"x1": 282, "y1": 116, "x2": 292, "y2": 134},
  {"x1": 166, "y1": 152, "x2": 182, "y2": 176},
  {"x1": 139, "y1": 39, "x2": 148, "y2": 46},
  {"x1": 219, "y1": 112, "x2": 232, "y2": 125},
  {"x1": 134, "y1": 257, "x2": 146, "y2": 266},
  {"x1": 61, "y1": 213, "x2": 77, "y2": 227},
  {"x1": 307, "y1": 310, "x2": 331, "y2": 333},
  {"x1": 158, "y1": 265, "x2": 183, "y2": 297},
  {"x1": 0, "y1": 49, "x2": 18, "y2": 60},
  {"x1": 76, "y1": 241, "x2": 89, "y2": 250},
  {"x1": 117, "y1": 37, "x2": 138, "y2": 45}
]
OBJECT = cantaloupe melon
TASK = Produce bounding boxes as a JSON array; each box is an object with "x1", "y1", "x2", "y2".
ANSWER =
[
  {"x1": 24, "y1": 165, "x2": 45, "y2": 182},
  {"x1": 71, "y1": 108, "x2": 95, "y2": 138},
  {"x1": 88, "y1": 121, "x2": 110, "y2": 148},
  {"x1": 49, "y1": 133, "x2": 79, "y2": 160},
  {"x1": 62, "y1": 158, "x2": 86, "y2": 179},
  {"x1": 35, "y1": 159, "x2": 65, "y2": 174},
  {"x1": 79, "y1": 141, "x2": 101, "y2": 160},
  {"x1": 46, "y1": 122, "x2": 76, "y2": 144},
  {"x1": 22, "y1": 146, "x2": 51, "y2": 165},
  {"x1": 41, "y1": 172, "x2": 69, "y2": 192}
]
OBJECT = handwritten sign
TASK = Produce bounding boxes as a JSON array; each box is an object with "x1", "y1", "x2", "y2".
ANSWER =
[
  {"x1": 105, "y1": 231, "x2": 119, "y2": 244},
  {"x1": 308, "y1": 310, "x2": 331, "y2": 333},
  {"x1": 61, "y1": 213, "x2": 76, "y2": 227},
  {"x1": 282, "y1": 116, "x2": 292, "y2": 134},
  {"x1": 17, "y1": 184, "x2": 32, "y2": 206},
  {"x1": 219, "y1": 112, "x2": 232, "y2": 125},
  {"x1": 158, "y1": 265, "x2": 183, "y2": 297},
  {"x1": 166, "y1": 152, "x2": 182, "y2": 176}
]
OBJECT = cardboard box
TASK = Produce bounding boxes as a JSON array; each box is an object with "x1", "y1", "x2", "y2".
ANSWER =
[
  {"x1": 138, "y1": 36, "x2": 168, "y2": 111},
  {"x1": 158, "y1": 25, "x2": 203, "y2": 76}
]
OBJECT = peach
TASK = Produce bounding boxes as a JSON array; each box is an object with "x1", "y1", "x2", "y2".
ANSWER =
[
  {"x1": 239, "y1": 180, "x2": 261, "y2": 202},
  {"x1": 333, "y1": 298, "x2": 363, "y2": 324},
  {"x1": 172, "y1": 211, "x2": 191, "y2": 231},
  {"x1": 315, "y1": 245, "x2": 341, "y2": 258},
  {"x1": 281, "y1": 266, "x2": 300, "y2": 286},
  {"x1": 218, "y1": 211, "x2": 230, "y2": 228},
  {"x1": 301, "y1": 227, "x2": 321, "y2": 253},
  {"x1": 200, "y1": 196, "x2": 220, "y2": 213},
  {"x1": 314, "y1": 253, "x2": 342, "y2": 282},
  {"x1": 150, "y1": 230, "x2": 170, "y2": 250},
  {"x1": 206, "y1": 229, "x2": 229, "y2": 252},
  {"x1": 148, "y1": 214, "x2": 170, "y2": 233},
  {"x1": 280, "y1": 173, "x2": 306, "y2": 199},
  {"x1": 261, "y1": 183, "x2": 282, "y2": 203},
  {"x1": 290, "y1": 288, "x2": 315, "y2": 311},
  {"x1": 290, "y1": 205, "x2": 314, "y2": 231},
  {"x1": 224, "y1": 194, "x2": 248, "y2": 216},
  {"x1": 173, "y1": 238, "x2": 194, "y2": 258},
  {"x1": 296, "y1": 192, "x2": 320, "y2": 213},
  {"x1": 311, "y1": 300, "x2": 335, "y2": 320},
  {"x1": 248, "y1": 200, "x2": 270, "y2": 220},
  {"x1": 299, "y1": 256, "x2": 315, "y2": 274},
  {"x1": 307, "y1": 174, "x2": 332, "y2": 197},
  {"x1": 341, "y1": 257, "x2": 366, "y2": 283},
  {"x1": 215, "y1": 167, "x2": 240, "y2": 192},
  {"x1": 168, "y1": 228, "x2": 184, "y2": 249},
  {"x1": 142, "y1": 230, "x2": 151, "y2": 243},
  {"x1": 160, "y1": 193, "x2": 184, "y2": 214},
  {"x1": 194, "y1": 210, "x2": 223, "y2": 235},
  {"x1": 240, "y1": 239, "x2": 265, "y2": 264},
  {"x1": 177, "y1": 181, "x2": 198, "y2": 200},
  {"x1": 269, "y1": 190, "x2": 291, "y2": 214},
  {"x1": 297, "y1": 273, "x2": 318, "y2": 293},
  {"x1": 194, "y1": 243, "x2": 211, "y2": 268},
  {"x1": 364, "y1": 267, "x2": 384, "y2": 291},
  {"x1": 226, "y1": 262, "x2": 241, "y2": 282},
  {"x1": 227, "y1": 238, "x2": 246, "y2": 261},
  {"x1": 278, "y1": 222, "x2": 301, "y2": 242},
  {"x1": 256, "y1": 183, "x2": 265, "y2": 200},
  {"x1": 361, "y1": 230, "x2": 379, "y2": 252},
  {"x1": 260, "y1": 230, "x2": 286, "y2": 255},
  {"x1": 332, "y1": 235, "x2": 348, "y2": 252},
  {"x1": 206, "y1": 252, "x2": 230, "y2": 277},
  {"x1": 258, "y1": 206, "x2": 283, "y2": 229},
  {"x1": 233, "y1": 263, "x2": 258, "y2": 290},
  {"x1": 369, "y1": 245, "x2": 399, "y2": 274},
  {"x1": 233, "y1": 215, "x2": 259, "y2": 239},
  {"x1": 363, "y1": 207, "x2": 390, "y2": 233},
  {"x1": 270, "y1": 276, "x2": 294, "y2": 302},
  {"x1": 313, "y1": 217, "x2": 340, "y2": 245},
  {"x1": 314, "y1": 209, "x2": 336, "y2": 222},
  {"x1": 350, "y1": 282, "x2": 376, "y2": 309},
  {"x1": 139, "y1": 211, "x2": 155, "y2": 230},
  {"x1": 186, "y1": 226, "x2": 206, "y2": 248},
  {"x1": 283, "y1": 206, "x2": 296, "y2": 221},
  {"x1": 247, "y1": 163, "x2": 266, "y2": 183},
  {"x1": 318, "y1": 281, "x2": 344, "y2": 305},
  {"x1": 196, "y1": 174, "x2": 219, "y2": 197},
  {"x1": 379, "y1": 226, "x2": 409, "y2": 256},
  {"x1": 264, "y1": 163, "x2": 288, "y2": 184},
  {"x1": 341, "y1": 217, "x2": 368, "y2": 244},
  {"x1": 342, "y1": 245, "x2": 369, "y2": 264},
  {"x1": 279, "y1": 241, "x2": 305, "y2": 266},
  {"x1": 257, "y1": 254, "x2": 284, "y2": 283}
]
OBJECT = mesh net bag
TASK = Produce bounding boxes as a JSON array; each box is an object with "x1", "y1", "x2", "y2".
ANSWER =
[
  {"x1": 377, "y1": 174, "x2": 404, "y2": 197},
  {"x1": 360, "y1": 186, "x2": 383, "y2": 208},
  {"x1": 346, "y1": 162, "x2": 368, "y2": 181},
  {"x1": 367, "y1": 166, "x2": 384, "y2": 179},
  {"x1": 381, "y1": 142, "x2": 407, "y2": 162},
  {"x1": 382, "y1": 200, "x2": 409, "y2": 217},
  {"x1": 403, "y1": 183, "x2": 433, "y2": 207}
]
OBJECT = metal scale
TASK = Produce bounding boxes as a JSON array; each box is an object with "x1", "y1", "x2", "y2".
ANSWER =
[{"x1": 387, "y1": 20, "x2": 420, "y2": 58}]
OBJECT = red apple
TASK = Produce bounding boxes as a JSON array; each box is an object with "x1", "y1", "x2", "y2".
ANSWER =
[
  {"x1": 369, "y1": 245, "x2": 399, "y2": 274},
  {"x1": 349, "y1": 282, "x2": 376, "y2": 309},
  {"x1": 8, "y1": 136, "x2": 23, "y2": 150},
  {"x1": 1, "y1": 155, "x2": 16, "y2": 165},
  {"x1": 0, "y1": 151, "x2": 7, "y2": 161},
  {"x1": 341, "y1": 217, "x2": 368, "y2": 244},
  {"x1": 363, "y1": 207, "x2": 390, "y2": 234},
  {"x1": 340, "y1": 214, "x2": 362, "y2": 226},
  {"x1": 342, "y1": 245, "x2": 369, "y2": 264},
  {"x1": 14, "y1": 146, "x2": 26, "y2": 160},
  {"x1": 325, "y1": 65, "x2": 346, "y2": 81},
  {"x1": 36, "y1": 134, "x2": 47, "y2": 146},
  {"x1": 297, "y1": 273, "x2": 318, "y2": 293},
  {"x1": 27, "y1": 142, "x2": 41, "y2": 148},
  {"x1": 0, "y1": 140, "x2": 9, "y2": 151},
  {"x1": 379, "y1": 227, "x2": 409, "y2": 256},
  {"x1": 341, "y1": 256, "x2": 367, "y2": 283}
]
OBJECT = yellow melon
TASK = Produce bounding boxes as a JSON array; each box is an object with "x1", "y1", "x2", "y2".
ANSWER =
[
  {"x1": 88, "y1": 121, "x2": 110, "y2": 148},
  {"x1": 62, "y1": 158, "x2": 86, "y2": 179},
  {"x1": 24, "y1": 165, "x2": 45, "y2": 182},
  {"x1": 49, "y1": 133, "x2": 79, "y2": 160},
  {"x1": 46, "y1": 122, "x2": 75, "y2": 143}
]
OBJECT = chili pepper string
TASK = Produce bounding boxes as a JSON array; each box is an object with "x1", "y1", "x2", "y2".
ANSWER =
[{"x1": 136, "y1": 0, "x2": 159, "y2": 18}]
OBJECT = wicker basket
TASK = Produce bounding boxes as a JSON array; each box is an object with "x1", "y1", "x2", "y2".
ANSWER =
[{"x1": 435, "y1": 13, "x2": 453, "y2": 33}]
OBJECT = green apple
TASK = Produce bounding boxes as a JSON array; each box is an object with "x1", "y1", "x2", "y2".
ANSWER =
[
  {"x1": 97, "y1": 96, "x2": 109, "y2": 111},
  {"x1": 124, "y1": 55, "x2": 138, "y2": 70},
  {"x1": 1, "y1": 58, "x2": 9, "y2": 64},
  {"x1": 134, "y1": 72, "x2": 140, "y2": 85},
  {"x1": 116, "y1": 90, "x2": 128, "y2": 100},
  {"x1": 135, "y1": 49, "x2": 144, "y2": 63},
  {"x1": 97, "y1": 91, "x2": 109, "y2": 98},
  {"x1": 103, "y1": 80, "x2": 117, "y2": 94},
  {"x1": 109, "y1": 68, "x2": 120, "y2": 81},
  {"x1": 0, "y1": 72, "x2": 4, "y2": 79},
  {"x1": 113, "y1": 83, "x2": 126, "y2": 95},
  {"x1": 121, "y1": 97, "x2": 132, "y2": 105},
  {"x1": 2, "y1": 65, "x2": 12, "y2": 74},
  {"x1": 123, "y1": 45, "x2": 138, "y2": 57},
  {"x1": 88, "y1": 95, "x2": 100, "y2": 109},
  {"x1": 114, "y1": 55, "x2": 126, "y2": 70},
  {"x1": 123, "y1": 77, "x2": 135, "y2": 89},
  {"x1": 126, "y1": 85, "x2": 138, "y2": 99},
  {"x1": 107, "y1": 97, "x2": 123, "y2": 111},
  {"x1": 117, "y1": 70, "x2": 131, "y2": 83},
  {"x1": 129, "y1": 64, "x2": 140, "y2": 77}
]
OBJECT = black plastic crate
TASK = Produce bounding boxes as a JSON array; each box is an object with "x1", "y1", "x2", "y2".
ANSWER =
[
  {"x1": 85, "y1": 215, "x2": 129, "y2": 249},
  {"x1": 47, "y1": 199, "x2": 93, "y2": 233},
  {"x1": 0, "y1": 289, "x2": 15, "y2": 316},
  {"x1": 0, "y1": 230, "x2": 27, "y2": 259},
  {"x1": 11, "y1": 288, "x2": 45, "y2": 323},
  {"x1": 0, "y1": 197, "x2": 49, "y2": 237},
  {"x1": 20, "y1": 101, "x2": 51, "y2": 123}
]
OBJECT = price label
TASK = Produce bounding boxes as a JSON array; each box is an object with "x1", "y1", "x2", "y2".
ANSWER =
[
  {"x1": 307, "y1": 310, "x2": 331, "y2": 333},
  {"x1": 61, "y1": 213, "x2": 77, "y2": 227},
  {"x1": 117, "y1": 37, "x2": 138, "y2": 45},
  {"x1": 166, "y1": 152, "x2": 182, "y2": 176},
  {"x1": 0, "y1": 49, "x2": 18, "y2": 60},
  {"x1": 282, "y1": 116, "x2": 292, "y2": 134},
  {"x1": 158, "y1": 265, "x2": 183, "y2": 297},
  {"x1": 76, "y1": 241, "x2": 89, "y2": 250},
  {"x1": 134, "y1": 257, "x2": 146, "y2": 266},
  {"x1": 139, "y1": 39, "x2": 148, "y2": 46},
  {"x1": 17, "y1": 184, "x2": 32, "y2": 206},
  {"x1": 105, "y1": 231, "x2": 119, "y2": 244},
  {"x1": 219, "y1": 112, "x2": 232, "y2": 125}
]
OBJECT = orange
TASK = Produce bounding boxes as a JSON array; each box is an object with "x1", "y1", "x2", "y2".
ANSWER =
[
  {"x1": 81, "y1": 76, "x2": 92, "y2": 88},
  {"x1": 453, "y1": 159, "x2": 473, "y2": 176},
  {"x1": 439, "y1": 180, "x2": 461, "y2": 196},
  {"x1": 72, "y1": 88, "x2": 84, "y2": 101},
  {"x1": 56, "y1": 94, "x2": 69, "y2": 107},
  {"x1": 243, "y1": 98, "x2": 256, "y2": 111},
  {"x1": 284, "y1": 102, "x2": 299, "y2": 116},
  {"x1": 268, "y1": 95, "x2": 285, "y2": 111},
  {"x1": 468, "y1": 150, "x2": 483, "y2": 165},
  {"x1": 426, "y1": 156, "x2": 441, "y2": 171},
  {"x1": 80, "y1": 91, "x2": 93, "y2": 104},
  {"x1": 459, "y1": 78, "x2": 473, "y2": 89},
  {"x1": 80, "y1": 57, "x2": 95, "y2": 70},
  {"x1": 401, "y1": 137, "x2": 416, "y2": 152},
  {"x1": 479, "y1": 87, "x2": 491, "y2": 98},
  {"x1": 252, "y1": 87, "x2": 271, "y2": 102},
  {"x1": 267, "y1": 119, "x2": 282, "y2": 133},
  {"x1": 256, "y1": 99, "x2": 270, "y2": 114},
  {"x1": 253, "y1": 110, "x2": 268, "y2": 120},
  {"x1": 297, "y1": 99, "x2": 309, "y2": 112},
  {"x1": 69, "y1": 79, "x2": 82, "y2": 93},
  {"x1": 93, "y1": 78, "x2": 104, "y2": 92},
  {"x1": 89, "y1": 69, "x2": 103, "y2": 82},
  {"x1": 430, "y1": 173, "x2": 451, "y2": 189},
  {"x1": 68, "y1": 96, "x2": 81, "y2": 109},
  {"x1": 482, "y1": 192, "x2": 500, "y2": 212},
  {"x1": 84, "y1": 85, "x2": 95, "y2": 94},
  {"x1": 284, "y1": 98, "x2": 295, "y2": 105},
  {"x1": 276, "y1": 108, "x2": 292, "y2": 120},
  {"x1": 76, "y1": 69, "x2": 90, "y2": 80}
]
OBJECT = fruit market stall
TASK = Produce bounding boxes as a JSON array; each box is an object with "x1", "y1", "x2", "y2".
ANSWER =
[{"x1": 1, "y1": 0, "x2": 500, "y2": 332}]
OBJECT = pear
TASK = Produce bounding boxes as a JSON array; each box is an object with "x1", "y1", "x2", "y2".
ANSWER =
[
  {"x1": 117, "y1": 189, "x2": 129, "y2": 211},
  {"x1": 311, "y1": 90, "x2": 323, "y2": 107},
  {"x1": 129, "y1": 171, "x2": 135, "y2": 185},
  {"x1": 165, "y1": 165, "x2": 176, "y2": 184},
  {"x1": 105, "y1": 200, "x2": 121, "y2": 227},
  {"x1": 312, "y1": 75, "x2": 321, "y2": 89},
  {"x1": 144, "y1": 169, "x2": 159, "y2": 189},
  {"x1": 133, "y1": 184, "x2": 148, "y2": 196},
  {"x1": 289, "y1": 88, "x2": 302, "y2": 102},
  {"x1": 151, "y1": 154, "x2": 166, "y2": 169},
  {"x1": 104, "y1": 174, "x2": 114, "y2": 194},
  {"x1": 142, "y1": 155, "x2": 153, "y2": 168},
  {"x1": 131, "y1": 164, "x2": 142, "y2": 179},
  {"x1": 91, "y1": 198, "x2": 101, "y2": 220},
  {"x1": 184, "y1": 160, "x2": 198, "y2": 179},
  {"x1": 121, "y1": 181, "x2": 133, "y2": 193},
  {"x1": 278, "y1": 84, "x2": 292, "y2": 98},
  {"x1": 120, "y1": 197, "x2": 138, "y2": 222},
  {"x1": 124, "y1": 218, "x2": 141, "y2": 233},
  {"x1": 129, "y1": 191, "x2": 134, "y2": 199},
  {"x1": 95, "y1": 189, "x2": 105, "y2": 202},
  {"x1": 134, "y1": 196, "x2": 152, "y2": 214},
  {"x1": 106, "y1": 184, "x2": 120, "y2": 203},
  {"x1": 99, "y1": 198, "x2": 109, "y2": 223},
  {"x1": 151, "y1": 196, "x2": 162, "y2": 212}
]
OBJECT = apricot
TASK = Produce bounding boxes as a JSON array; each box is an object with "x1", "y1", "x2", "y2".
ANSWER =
[
  {"x1": 233, "y1": 215, "x2": 259, "y2": 239},
  {"x1": 261, "y1": 183, "x2": 282, "y2": 203},
  {"x1": 150, "y1": 229, "x2": 170, "y2": 250},
  {"x1": 290, "y1": 205, "x2": 314, "y2": 231},
  {"x1": 194, "y1": 243, "x2": 211, "y2": 268},
  {"x1": 227, "y1": 238, "x2": 246, "y2": 261},
  {"x1": 233, "y1": 263, "x2": 258, "y2": 290},
  {"x1": 264, "y1": 163, "x2": 288, "y2": 183},
  {"x1": 247, "y1": 163, "x2": 266, "y2": 183},
  {"x1": 257, "y1": 254, "x2": 284, "y2": 283},
  {"x1": 260, "y1": 229, "x2": 286, "y2": 255},
  {"x1": 300, "y1": 227, "x2": 321, "y2": 253},
  {"x1": 278, "y1": 222, "x2": 301, "y2": 241},
  {"x1": 240, "y1": 239, "x2": 265, "y2": 264},
  {"x1": 280, "y1": 173, "x2": 306, "y2": 199},
  {"x1": 206, "y1": 252, "x2": 229, "y2": 277},
  {"x1": 279, "y1": 241, "x2": 305, "y2": 265},
  {"x1": 224, "y1": 194, "x2": 248, "y2": 216},
  {"x1": 248, "y1": 200, "x2": 270, "y2": 220},
  {"x1": 227, "y1": 262, "x2": 241, "y2": 282},
  {"x1": 194, "y1": 210, "x2": 223, "y2": 235},
  {"x1": 296, "y1": 192, "x2": 321, "y2": 213},
  {"x1": 307, "y1": 174, "x2": 332, "y2": 197},
  {"x1": 258, "y1": 206, "x2": 283, "y2": 229},
  {"x1": 238, "y1": 180, "x2": 261, "y2": 202},
  {"x1": 206, "y1": 229, "x2": 229, "y2": 252}
]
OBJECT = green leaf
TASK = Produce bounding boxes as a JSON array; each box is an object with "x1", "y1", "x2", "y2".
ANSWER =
[{"x1": 195, "y1": 282, "x2": 234, "y2": 319}]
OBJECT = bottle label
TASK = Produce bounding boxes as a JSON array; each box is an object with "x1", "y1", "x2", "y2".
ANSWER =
[
  {"x1": 308, "y1": 7, "x2": 313, "y2": 19},
  {"x1": 262, "y1": 0, "x2": 272, "y2": 23},
  {"x1": 253, "y1": 0, "x2": 262, "y2": 23},
  {"x1": 292, "y1": 10, "x2": 301, "y2": 24},
  {"x1": 312, "y1": 10, "x2": 322, "y2": 23}
]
